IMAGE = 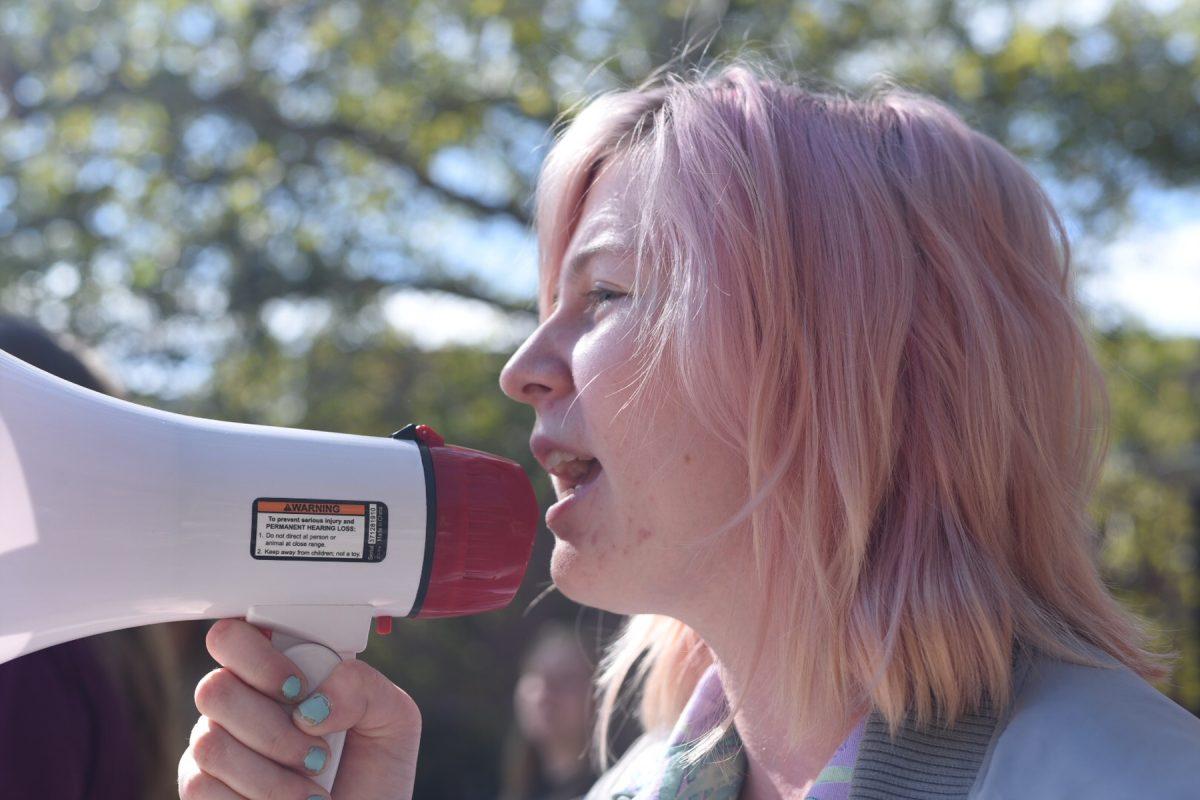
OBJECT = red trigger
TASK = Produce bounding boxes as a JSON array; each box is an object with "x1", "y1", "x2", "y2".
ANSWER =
[
  {"x1": 374, "y1": 616, "x2": 393, "y2": 636},
  {"x1": 414, "y1": 425, "x2": 444, "y2": 447}
]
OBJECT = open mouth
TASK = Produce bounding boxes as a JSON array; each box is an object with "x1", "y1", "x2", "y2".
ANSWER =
[
  {"x1": 560, "y1": 459, "x2": 602, "y2": 497},
  {"x1": 546, "y1": 459, "x2": 603, "y2": 531}
]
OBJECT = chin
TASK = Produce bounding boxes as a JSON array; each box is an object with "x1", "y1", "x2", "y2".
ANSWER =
[
  {"x1": 549, "y1": 543, "x2": 647, "y2": 615},
  {"x1": 548, "y1": 542, "x2": 590, "y2": 600}
]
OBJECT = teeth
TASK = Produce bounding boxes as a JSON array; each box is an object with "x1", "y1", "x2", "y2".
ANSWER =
[
  {"x1": 545, "y1": 450, "x2": 595, "y2": 470},
  {"x1": 544, "y1": 450, "x2": 598, "y2": 492}
]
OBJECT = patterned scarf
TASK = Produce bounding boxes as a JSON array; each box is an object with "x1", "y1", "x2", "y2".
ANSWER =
[{"x1": 615, "y1": 663, "x2": 866, "y2": 800}]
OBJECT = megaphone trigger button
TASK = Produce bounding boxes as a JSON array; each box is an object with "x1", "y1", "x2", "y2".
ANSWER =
[
  {"x1": 374, "y1": 616, "x2": 393, "y2": 636},
  {"x1": 390, "y1": 422, "x2": 444, "y2": 447},
  {"x1": 415, "y1": 424, "x2": 444, "y2": 446}
]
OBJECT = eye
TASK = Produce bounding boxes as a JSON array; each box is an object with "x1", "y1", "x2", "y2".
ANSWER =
[{"x1": 584, "y1": 287, "x2": 624, "y2": 312}]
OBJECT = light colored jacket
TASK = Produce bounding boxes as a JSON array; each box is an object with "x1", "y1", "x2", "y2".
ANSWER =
[{"x1": 585, "y1": 641, "x2": 1200, "y2": 799}]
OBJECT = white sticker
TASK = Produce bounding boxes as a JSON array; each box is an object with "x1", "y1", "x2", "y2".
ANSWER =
[{"x1": 251, "y1": 498, "x2": 388, "y2": 562}]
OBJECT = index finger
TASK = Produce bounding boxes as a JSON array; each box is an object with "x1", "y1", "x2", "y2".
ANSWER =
[{"x1": 206, "y1": 617, "x2": 309, "y2": 704}]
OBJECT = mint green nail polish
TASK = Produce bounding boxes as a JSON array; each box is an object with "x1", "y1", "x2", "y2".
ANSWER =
[
  {"x1": 307, "y1": 796, "x2": 323, "y2": 800},
  {"x1": 304, "y1": 746, "x2": 327, "y2": 773},
  {"x1": 282, "y1": 675, "x2": 301, "y2": 700},
  {"x1": 297, "y1": 693, "x2": 330, "y2": 725}
]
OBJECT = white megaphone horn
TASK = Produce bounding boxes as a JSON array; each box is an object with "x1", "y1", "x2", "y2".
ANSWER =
[{"x1": 0, "y1": 345, "x2": 540, "y2": 793}]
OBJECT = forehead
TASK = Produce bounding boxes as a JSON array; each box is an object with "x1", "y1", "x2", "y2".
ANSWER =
[
  {"x1": 529, "y1": 643, "x2": 591, "y2": 673},
  {"x1": 568, "y1": 159, "x2": 635, "y2": 254},
  {"x1": 541, "y1": 162, "x2": 635, "y2": 310}
]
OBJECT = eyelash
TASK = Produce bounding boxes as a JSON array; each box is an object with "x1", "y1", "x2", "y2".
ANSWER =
[
  {"x1": 584, "y1": 287, "x2": 622, "y2": 311},
  {"x1": 546, "y1": 287, "x2": 624, "y2": 318}
]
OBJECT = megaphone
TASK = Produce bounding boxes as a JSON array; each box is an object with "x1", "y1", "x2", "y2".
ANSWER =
[{"x1": 0, "y1": 345, "x2": 540, "y2": 793}]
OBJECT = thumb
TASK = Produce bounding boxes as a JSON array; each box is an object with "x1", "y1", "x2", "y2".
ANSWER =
[
  {"x1": 293, "y1": 658, "x2": 421, "y2": 744},
  {"x1": 292, "y1": 658, "x2": 421, "y2": 798}
]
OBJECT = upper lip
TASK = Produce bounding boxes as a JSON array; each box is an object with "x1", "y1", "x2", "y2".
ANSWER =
[{"x1": 530, "y1": 434, "x2": 597, "y2": 475}]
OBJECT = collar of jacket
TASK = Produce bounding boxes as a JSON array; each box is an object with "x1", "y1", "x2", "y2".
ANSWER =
[
  {"x1": 846, "y1": 639, "x2": 1035, "y2": 800},
  {"x1": 597, "y1": 639, "x2": 1036, "y2": 800}
]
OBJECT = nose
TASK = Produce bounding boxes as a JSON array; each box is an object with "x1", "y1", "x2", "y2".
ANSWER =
[{"x1": 498, "y1": 319, "x2": 573, "y2": 408}]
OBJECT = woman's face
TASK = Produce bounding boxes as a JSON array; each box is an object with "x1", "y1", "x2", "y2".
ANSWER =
[
  {"x1": 513, "y1": 638, "x2": 594, "y2": 745},
  {"x1": 499, "y1": 156, "x2": 748, "y2": 619}
]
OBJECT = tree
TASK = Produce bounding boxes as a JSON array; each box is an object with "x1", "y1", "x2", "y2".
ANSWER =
[{"x1": 1, "y1": 0, "x2": 1195, "y2": 395}]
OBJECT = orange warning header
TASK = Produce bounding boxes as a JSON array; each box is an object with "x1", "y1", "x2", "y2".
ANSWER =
[{"x1": 257, "y1": 501, "x2": 365, "y2": 515}]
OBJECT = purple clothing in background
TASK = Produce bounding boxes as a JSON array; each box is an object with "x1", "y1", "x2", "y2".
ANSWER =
[{"x1": 0, "y1": 637, "x2": 142, "y2": 799}]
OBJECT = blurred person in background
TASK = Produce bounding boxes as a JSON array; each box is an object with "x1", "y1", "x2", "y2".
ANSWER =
[
  {"x1": 0, "y1": 313, "x2": 185, "y2": 799},
  {"x1": 498, "y1": 621, "x2": 600, "y2": 800}
]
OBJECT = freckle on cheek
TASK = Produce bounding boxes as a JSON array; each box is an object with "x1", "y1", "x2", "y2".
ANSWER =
[
  {"x1": 684, "y1": 453, "x2": 692, "y2": 464},
  {"x1": 637, "y1": 527, "x2": 653, "y2": 543}
]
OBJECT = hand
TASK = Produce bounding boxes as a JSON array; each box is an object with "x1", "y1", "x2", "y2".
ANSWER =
[{"x1": 178, "y1": 618, "x2": 421, "y2": 799}]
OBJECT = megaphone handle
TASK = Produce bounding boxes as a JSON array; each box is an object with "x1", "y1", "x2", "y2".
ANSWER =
[
  {"x1": 273, "y1": 638, "x2": 350, "y2": 794},
  {"x1": 245, "y1": 604, "x2": 374, "y2": 793}
]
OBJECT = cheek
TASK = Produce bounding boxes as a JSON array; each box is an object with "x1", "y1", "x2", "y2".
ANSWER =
[
  {"x1": 616, "y1": 427, "x2": 747, "y2": 549},
  {"x1": 557, "y1": 325, "x2": 746, "y2": 580}
]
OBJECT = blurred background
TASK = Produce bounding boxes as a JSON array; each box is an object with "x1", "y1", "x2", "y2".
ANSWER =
[{"x1": 0, "y1": 0, "x2": 1196, "y2": 797}]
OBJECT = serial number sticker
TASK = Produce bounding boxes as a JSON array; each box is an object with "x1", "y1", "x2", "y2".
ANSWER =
[{"x1": 251, "y1": 498, "x2": 387, "y2": 562}]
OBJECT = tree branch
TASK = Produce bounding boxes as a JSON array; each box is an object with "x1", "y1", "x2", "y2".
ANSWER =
[{"x1": 21, "y1": 66, "x2": 535, "y2": 227}]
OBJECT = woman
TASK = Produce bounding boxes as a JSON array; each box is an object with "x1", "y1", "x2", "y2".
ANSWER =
[
  {"x1": 177, "y1": 60, "x2": 1200, "y2": 800},
  {"x1": 498, "y1": 620, "x2": 601, "y2": 800},
  {"x1": 0, "y1": 314, "x2": 184, "y2": 800}
]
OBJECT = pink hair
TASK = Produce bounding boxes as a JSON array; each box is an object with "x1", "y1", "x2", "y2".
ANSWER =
[{"x1": 532, "y1": 57, "x2": 1175, "y2": 771}]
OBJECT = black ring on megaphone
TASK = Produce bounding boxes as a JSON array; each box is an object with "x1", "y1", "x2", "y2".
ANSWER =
[{"x1": 392, "y1": 424, "x2": 437, "y2": 618}]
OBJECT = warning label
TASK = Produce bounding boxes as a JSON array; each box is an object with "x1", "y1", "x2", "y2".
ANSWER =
[{"x1": 251, "y1": 497, "x2": 387, "y2": 562}]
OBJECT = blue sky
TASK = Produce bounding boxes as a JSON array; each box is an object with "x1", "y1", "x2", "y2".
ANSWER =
[{"x1": 1076, "y1": 186, "x2": 1200, "y2": 336}]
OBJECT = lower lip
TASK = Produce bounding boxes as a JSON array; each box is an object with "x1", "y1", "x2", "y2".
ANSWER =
[{"x1": 545, "y1": 463, "x2": 603, "y2": 532}]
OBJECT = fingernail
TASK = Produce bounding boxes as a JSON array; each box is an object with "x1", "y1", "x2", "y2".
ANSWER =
[
  {"x1": 296, "y1": 693, "x2": 330, "y2": 725},
  {"x1": 304, "y1": 746, "x2": 327, "y2": 773},
  {"x1": 282, "y1": 675, "x2": 302, "y2": 700},
  {"x1": 307, "y1": 796, "x2": 324, "y2": 800}
]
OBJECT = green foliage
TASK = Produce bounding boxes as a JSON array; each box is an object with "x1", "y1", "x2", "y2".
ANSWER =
[
  {"x1": 1094, "y1": 327, "x2": 1200, "y2": 710},
  {"x1": 2, "y1": 0, "x2": 1197, "y2": 373}
]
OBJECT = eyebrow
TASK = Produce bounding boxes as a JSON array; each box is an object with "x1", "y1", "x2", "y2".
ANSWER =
[
  {"x1": 563, "y1": 231, "x2": 629, "y2": 279},
  {"x1": 544, "y1": 231, "x2": 631, "y2": 314}
]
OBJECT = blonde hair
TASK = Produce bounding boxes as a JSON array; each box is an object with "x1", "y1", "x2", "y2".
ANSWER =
[{"x1": 531, "y1": 57, "x2": 1175, "y2": 773}]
